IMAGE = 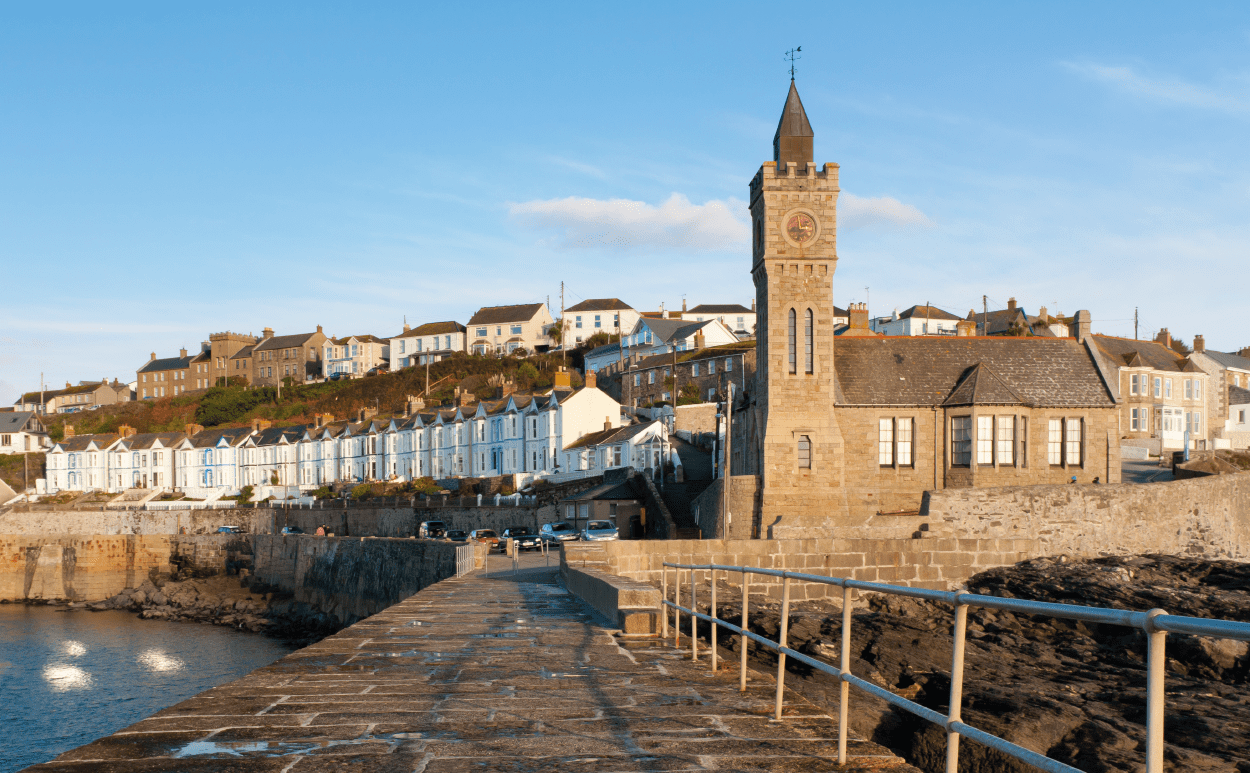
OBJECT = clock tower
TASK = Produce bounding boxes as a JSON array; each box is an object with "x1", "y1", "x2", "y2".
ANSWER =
[{"x1": 749, "y1": 79, "x2": 848, "y2": 535}]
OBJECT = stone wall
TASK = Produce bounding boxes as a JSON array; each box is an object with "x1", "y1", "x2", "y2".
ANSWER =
[
  {"x1": 271, "y1": 504, "x2": 559, "y2": 537},
  {"x1": 690, "y1": 475, "x2": 759, "y2": 539},
  {"x1": 0, "y1": 507, "x2": 274, "y2": 536},
  {"x1": 921, "y1": 472, "x2": 1250, "y2": 560},
  {"x1": 251, "y1": 535, "x2": 487, "y2": 626},
  {"x1": 674, "y1": 403, "x2": 718, "y2": 435},
  {"x1": 0, "y1": 535, "x2": 176, "y2": 601},
  {"x1": 565, "y1": 537, "x2": 1037, "y2": 600}
]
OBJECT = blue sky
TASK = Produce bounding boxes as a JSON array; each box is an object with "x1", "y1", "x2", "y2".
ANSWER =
[{"x1": 3, "y1": 2, "x2": 1249, "y2": 404}]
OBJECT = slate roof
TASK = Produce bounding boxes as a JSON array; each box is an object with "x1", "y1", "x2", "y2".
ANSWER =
[
  {"x1": 188, "y1": 427, "x2": 254, "y2": 448},
  {"x1": 0, "y1": 411, "x2": 40, "y2": 433},
  {"x1": 560, "y1": 480, "x2": 639, "y2": 502},
  {"x1": 138, "y1": 355, "x2": 194, "y2": 373},
  {"x1": 968, "y1": 308, "x2": 1029, "y2": 335},
  {"x1": 897, "y1": 305, "x2": 962, "y2": 322},
  {"x1": 687, "y1": 304, "x2": 752, "y2": 315},
  {"x1": 1090, "y1": 335, "x2": 1193, "y2": 373},
  {"x1": 329, "y1": 335, "x2": 387, "y2": 346},
  {"x1": 56, "y1": 434, "x2": 119, "y2": 451},
  {"x1": 1201, "y1": 351, "x2": 1250, "y2": 372},
  {"x1": 468, "y1": 304, "x2": 546, "y2": 326},
  {"x1": 833, "y1": 306, "x2": 849, "y2": 317},
  {"x1": 250, "y1": 426, "x2": 307, "y2": 446},
  {"x1": 116, "y1": 432, "x2": 186, "y2": 449},
  {"x1": 639, "y1": 317, "x2": 717, "y2": 343},
  {"x1": 1230, "y1": 385, "x2": 1250, "y2": 407},
  {"x1": 254, "y1": 332, "x2": 322, "y2": 351},
  {"x1": 586, "y1": 342, "x2": 621, "y2": 360},
  {"x1": 833, "y1": 337, "x2": 1115, "y2": 407},
  {"x1": 943, "y1": 363, "x2": 1025, "y2": 406},
  {"x1": 230, "y1": 345, "x2": 255, "y2": 360},
  {"x1": 566, "y1": 299, "x2": 634, "y2": 313},
  {"x1": 393, "y1": 321, "x2": 466, "y2": 339},
  {"x1": 564, "y1": 421, "x2": 659, "y2": 450}
]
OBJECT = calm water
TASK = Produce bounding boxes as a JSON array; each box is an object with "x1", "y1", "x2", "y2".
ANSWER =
[{"x1": 0, "y1": 604, "x2": 296, "y2": 772}]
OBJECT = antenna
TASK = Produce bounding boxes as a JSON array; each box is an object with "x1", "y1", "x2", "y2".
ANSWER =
[{"x1": 785, "y1": 47, "x2": 802, "y2": 79}]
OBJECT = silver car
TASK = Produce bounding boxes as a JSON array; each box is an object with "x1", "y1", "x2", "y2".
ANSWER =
[
  {"x1": 579, "y1": 520, "x2": 619, "y2": 542},
  {"x1": 540, "y1": 521, "x2": 580, "y2": 545}
]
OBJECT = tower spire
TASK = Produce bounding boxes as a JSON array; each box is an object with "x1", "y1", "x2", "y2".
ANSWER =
[{"x1": 773, "y1": 79, "x2": 813, "y2": 165}]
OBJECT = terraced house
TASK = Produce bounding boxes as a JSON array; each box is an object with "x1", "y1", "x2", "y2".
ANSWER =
[
  {"x1": 15, "y1": 379, "x2": 132, "y2": 413},
  {"x1": 324, "y1": 334, "x2": 389, "y2": 378},
  {"x1": 137, "y1": 348, "x2": 206, "y2": 399},
  {"x1": 247, "y1": 326, "x2": 329, "y2": 387}
]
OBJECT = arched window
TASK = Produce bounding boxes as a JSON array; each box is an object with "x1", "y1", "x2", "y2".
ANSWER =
[
  {"x1": 804, "y1": 309, "x2": 814, "y2": 374},
  {"x1": 788, "y1": 309, "x2": 797, "y2": 374}
]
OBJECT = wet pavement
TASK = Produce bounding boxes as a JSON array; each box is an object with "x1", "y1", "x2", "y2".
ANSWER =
[{"x1": 27, "y1": 556, "x2": 916, "y2": 772}]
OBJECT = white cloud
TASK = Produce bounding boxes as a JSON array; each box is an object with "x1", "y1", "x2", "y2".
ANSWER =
[
  {"x1": 509, "y1": 190, "x2": 933, "y2": 250},
  {"x1": 840, "y1": 193, "x2": 935, "y2": 230},
  {"x1": 508, "y1": 193, "x2": 750, "y2": 251},
  {"x1": 1062, "y1": 61, "x2": 1250, "y2": 114}
]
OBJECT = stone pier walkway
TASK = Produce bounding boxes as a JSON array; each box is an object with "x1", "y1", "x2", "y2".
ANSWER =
[{"x1": 29, "y1": 560, "x2": 917, "y2": 772}]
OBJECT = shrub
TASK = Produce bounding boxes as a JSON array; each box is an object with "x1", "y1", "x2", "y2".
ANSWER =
[
  {"x1": 309, "y1": 486, "x2": 334, "y2": 499},
  {"x1": 351, "y1": 483, "x2": 376, "y2": 500}
]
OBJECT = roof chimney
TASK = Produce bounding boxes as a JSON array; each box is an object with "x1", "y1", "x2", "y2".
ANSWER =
[
  {"x1": 553, "y1": 367, "x2": 572, "y2": 389},
  {"x1": 150, "y1": 352, "x2": 156, "y2": 361},
  {"x1": 682, "y1": 298, "x2": 687, "y2": 313},
  {"x1": 1074, "y1": 310, "x2": 1092, "y2": 344},
  {"x1": 65, "y1": 381, "x2": 71, "y2": 388},
  {"x1": 179, "y1": 348, "x2": 187, "y2": 358},
  {"x1": 956, "y1": 319, "x2": 976, "y2": 337},
  {"x1": 1155, "y1": 328, "x2": 1172, "y2": 349},
  {"x1": 262, "y1": 327, "x2": 274, "y2": 340},
  {"x1": 118, "y1": 424, "x2": 136, "y2": 438},
  {"x1": 660, "y1": 302, "x2": 666, "y2": 319},
  {"x1": 694, "y1": 332, "x2": 706, "y2": 350},
  {"x1": 1193, "y1": 335, "x2": 1205, "y2": 353},
  {"x1": 605, "y1": 417, "x2": 612, "y2": 431},
  {"x1": 64, "y1": 424, "x2": 74, "y2": 438},
  {"x1": 751, "y1": 298, "x2": 756, "y2": 313},
  {"x1": 1007, "y1": 297, "x2": 1017, "y2": 311},
  {"x1": 184, "y1": 423, "x2": 203, "y2": 436},
  {"x1": 316, "y1": 325, "x2": 322, "y2": 334},
  {"x1": 403, "y1": 322, "x2": 411, "y2": 333},
  {"x1": 849, "y1": 303, "x2": 870, "y2": 330},
  {"x1": 585, "y1": 371, "x2": 598, "y2": 389},
  {"x1": 1038, "y1": 305, "x2": 1048, "y2": 321}
]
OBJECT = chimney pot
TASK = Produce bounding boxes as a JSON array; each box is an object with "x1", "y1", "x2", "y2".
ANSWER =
[
  {"x1": 1194, "y1": 335, "x2": 1205, "y2": 353},
  {"x1": 605, "y1": 417, "x2": 612, "y2": 431},
  {"x1": 150, "y1": 352, "x2": 156, "y2": 361},
  {"x1": 179, "y1": 348, "x2": 187, "y2": 358},
  {"x1": 64, "y1": 424, "x2": 74, "y2": 438},
  {"x1": 316, "y1": 325, "x2": 322, "y2": 334},
  {"x1": 682, "y1": 299, "x2": 687, "y2": 313},
  {"x1": 585, "y1": 371, "x2": 597, "y2": 389},
  {"x1": 1007, "y1": 297, "x2": 1017, "y2": 311},
  {"x1": 956, "y1": 319, "x2": 976, "y2": 337},
  {"x1": 263, "y1": 327, "x2": 274, "y2": 339}
]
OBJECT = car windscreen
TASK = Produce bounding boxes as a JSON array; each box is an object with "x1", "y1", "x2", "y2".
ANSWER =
[
  {"x1": 587, "y1": 521, "x2": 613, "y2": 530},
  {"x1": 510, "y1": 527, "x2": 532, "y2": 535},
  {"x1": 478, "y1": 530, "x2": 497, "y2": 538},
  {"x1": 549, "y1": 523, "x2": 573, "y2": 532}
]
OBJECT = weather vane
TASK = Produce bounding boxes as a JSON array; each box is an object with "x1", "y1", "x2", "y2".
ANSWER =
[{"x1": 785, "y1": 46, "x2": 801, "y2": 79}]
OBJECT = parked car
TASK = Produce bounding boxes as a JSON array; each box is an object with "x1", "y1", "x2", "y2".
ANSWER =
[
  {"x1": 500, "y1": 526, "x2": 541, "y2": 552},
  {"x1": 418, "y1": 520, "x2": 447, "y2": 539},
  {"x1": 280, "y1": 525, "x2": 304, "y2": 535},
  {"x1": 217, "y1": 525, "x2": 242, "y2": 534},
  {"x1": 579, "y1": 520, "x2": 619, "y2": 542},
  {"x1": 446, "y1": 529, "x2": 469, "y2": 542},
  {"x1": 539, "y1": 521, "x2": 580, "y2": 545},
  {"x1": 469, "y1": 529, "x2": 500, "y2": 549}
]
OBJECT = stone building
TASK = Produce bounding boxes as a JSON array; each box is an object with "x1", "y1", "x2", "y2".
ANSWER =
[
  {"x1": 249, "y1": 326, "x2": 329, "y2": 387},
  {"x1": 137, "y1": 349, "x2": 206, "y2": 400},
  {"x1": 596, "y1": 343, "x2": 755, "y2": 409},
  {"x1": 14, "y1": 379, "x2": 131, "y2": 414},
  {"x1": 718, "y1": 78, "x2": 1121, "y2": 538},
  {"x1": 208, "y1": 331, "x2": 258, "y2": 388}
]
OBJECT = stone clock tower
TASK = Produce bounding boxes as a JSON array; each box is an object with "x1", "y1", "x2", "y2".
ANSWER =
[{"x1": 749, "y1": 79, "x2": 848, "y2": 536}]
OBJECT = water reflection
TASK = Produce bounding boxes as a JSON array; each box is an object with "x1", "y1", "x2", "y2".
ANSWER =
[
  {"x1": 62, "y1": 640, "x2": 86, "y2": 657},
  {"x1": 41, "y1": 663, "x2": 94, "y2": 692},
  {"x1": 137, "y1": 648, "x2": 184, "y2": 672}
]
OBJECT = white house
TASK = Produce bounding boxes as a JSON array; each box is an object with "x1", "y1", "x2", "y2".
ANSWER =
[
  {"x1": 324, "y1": 335, "x2": 389, "y2": 378},
  {"x1": 174, "y1": 428, "x2": 254, "y2": 497},
  {"x1": 870, "y1": 305, "x2": 963, "y2": 336},
  {"x1": 603, "y1": 317, "x2": 738, "y2": 371},
  {"x1": 0, "y1": 411, "x2": 49, "y2": 455},
  {"x1": 1226, "y1": 385, "x2": 1250, "y2": 449},
  {"x1": 108, "y1": 431, "x2": 184, "y2": 491},
  {"x1": 561, "y1": 419, "x2": 671, "y2": 474},
  {"x1": 390, "y1": 321, "x2": 467, "y2": 368},
  {"x1": 45, "y1": 433, "x2": 119, "y2": 493},
  {"x1": 564, "y1": 299, "x2": 640, "y2": 346},
  {"x1": 681, "y1": 304, "x2": 757, "y2": 339}
]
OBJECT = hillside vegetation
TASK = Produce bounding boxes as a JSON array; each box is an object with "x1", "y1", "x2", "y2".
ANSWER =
[{"x1": 41, "y1": 352, "x2": 583, "y2": 442}]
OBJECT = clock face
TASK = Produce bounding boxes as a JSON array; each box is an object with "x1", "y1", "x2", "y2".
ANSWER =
[{"x1": 786, "y1": 213, "x2": 816, "y2": 243}]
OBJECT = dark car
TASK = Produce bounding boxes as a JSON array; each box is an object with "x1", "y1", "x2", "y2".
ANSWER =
[
  {"x1": 280, "y1": 525, "x2": 304, "y2": 535},
  {"x1": 500, "y1": 526, "x2": 540, "y2": 552},
  {"x1": 418, "y1": 520, "x2": 447, "y2": 539},
  {"x1": 217, "y1": 525, "x2": 242, "y2": 534},
  {"x1": 446, "y1": 529, "x2": 469, "y2": 542}
]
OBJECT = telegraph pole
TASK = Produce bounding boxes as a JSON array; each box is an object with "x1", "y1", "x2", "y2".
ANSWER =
[
  {"x1": 560, "y1": 282, "x2": 566, "y2": 367},
  {"x1": 982, "y1": 295, "x2": 988, "y2": 336},
  {"x1": 1134, "y1": 307, "x2": 1139, "y2": 340}
]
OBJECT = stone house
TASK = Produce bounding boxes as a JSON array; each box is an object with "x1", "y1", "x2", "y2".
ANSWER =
[
  {"x1": 558, "y1": 479, "x2": 643, "y2": 534},
  {"x1": 0, "y1": 411, "x2": 49, "y2": 455},
  {"x1": 390, "y1": 321, "x2": 467, "y2": 368},
  {"x1": 467, "y1": 303, "x2": 555, "y2": 355},
  {"x1": 564, "y1": 299, "x2": 639, "y2": 346},
  {"x1": 680, "y1": 303, "x2": 757, "y2": 339},
  {"x1": 1089, "y1": 332, "x2": 1210, "y2": 452},
  {"x1": 597, "y1": 343, "x2": 756, "y2": 409},
  {"x1": 1189, "y1": 338, "x2": 1250, "y2": 449},
  {"x1": 324, "y1": 335, "x2": 389, "y2": 378},
  {"x1": 870, "y1": 304, "x2": 962, "y2": 336},
  {"x1": 968, "y1": 298, "x2": 1031, "y2": 336},
  {"x1": 249, "y1": 326, "x2": 329, "y2": 387},
  {"x1": 137, "y1": 349, "x2": 202, "y2": 400}
]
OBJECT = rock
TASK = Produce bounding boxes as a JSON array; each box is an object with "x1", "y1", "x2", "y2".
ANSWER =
[
  {"x1": 129, "y1": 590, "x2": 147, "y2": 606},
  {"x1": 150, "y1": 592, "x2": 167, "y2": 607}
]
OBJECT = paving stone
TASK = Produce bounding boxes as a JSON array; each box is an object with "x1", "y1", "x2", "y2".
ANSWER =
[{"x1": 26, "y1": 568, "x2": 917, "y2": 772}]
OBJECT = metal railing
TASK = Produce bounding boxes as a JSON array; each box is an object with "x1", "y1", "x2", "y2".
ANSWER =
[
  {"x1": 455, "y1": 544, "x2": 475, "y2": 577},
  {"x1": 661, "y1": 561, "x2": 1250, "y2": 773}
]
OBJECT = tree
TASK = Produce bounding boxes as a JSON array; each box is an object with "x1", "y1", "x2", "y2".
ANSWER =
[{"x1": 547, "y1": 319, "x2": 568, "y2": 346}]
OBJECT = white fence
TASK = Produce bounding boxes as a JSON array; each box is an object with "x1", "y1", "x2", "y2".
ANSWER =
[{"x1": 455, "y1": 544, "x2": 475, "y2": 577}]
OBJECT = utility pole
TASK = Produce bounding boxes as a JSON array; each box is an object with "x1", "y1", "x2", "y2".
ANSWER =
[
  {"x1": 425, "y1": 354, "x2": 430, "y2": 395},
  {"x1": 723, "y1": 381, "x2": 733, "y2": 538},
  {"x1": 1135, "y1": 307, "x2": 1139, "y2": 340},
  {"x1": 560, "y1": 282, "x2": 566, "y2": 367},
  {"x1": 982, "y1": 295, "x2": 988, "y2": 337}
]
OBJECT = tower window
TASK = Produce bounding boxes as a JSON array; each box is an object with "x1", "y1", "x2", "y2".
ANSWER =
[
  {"x1": 788, "y1": 309, "x2": 797, "y2": 374},
  {"x1": 797, "y1": 435, "x2": 811, "y2": 469},
  {"x1": 804, "y1": 309, "x2": 813, "y2": 373}
]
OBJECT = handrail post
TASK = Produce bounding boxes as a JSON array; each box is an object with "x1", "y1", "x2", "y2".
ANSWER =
[
  {"x1": 945, "y1": 600, "x2": 969, "y2": 773},
  {"x1": 1145, "y1": 608, "x2": 1168, "y2": 773},
  {"x1": 838, "y1": 584, "x2": 851, "y2": 765},
  {"x1": 674, "y1": 566, "x2": 682, "y2": 649},
  {"x1": 740, "y1": 568, "x2": 749, "y2": 692},
  {"x1": 691, "y1": 566, "x2": 698, "y2": 661},
  {"x1": 710, "y1": 567, "x2": 718, "y2": 673},
  {"x1": 661, "y1": 564, "x2": 669, "y2": 639},
  {"x1": 774, "y1": 574, "x2": 791, "y2": 721}
]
